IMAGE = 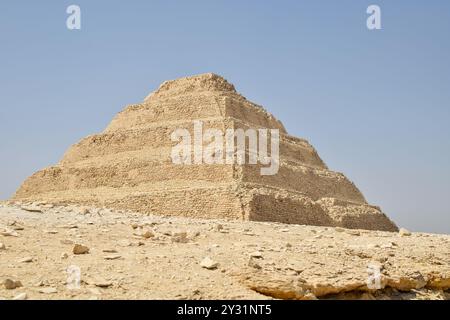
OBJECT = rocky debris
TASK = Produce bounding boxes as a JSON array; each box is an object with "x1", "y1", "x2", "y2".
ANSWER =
[
  {"x1": 200, "y1": 257, "x2": 219, "y2": 270},
  {"x1": 94, "y1": 280, "x2": 113, "y2": 288},
  {"x1": 248, "y1": 258, "x2": 262, "y2": 270},
  {"x1": 79, "y1": 207, "x2": 90, "y2": 215},
  {"x1": 141, "y1": 230, "x2": 154, "y2": 239},
  {"x1": 0, "y1": 204, "x2": 448, "y2": 300},
  {"x1": 0, "y1": 228, "x2": 19, "y2": 237},
  {"x1": 20, "y1": 204, "x2": 43, "y2": 213},
  {"x1": 399, "y1": 228, "x2": 412, "y2": 237},
  {"x1": 3, "y1": 279, "x2": 22, "y2": 290},
  {"x1": 12, "y1": 293, "x2": 27, "y2": 300},
  {"x1": 0, "y1": 243, "x2": 6, "y2": 250},
  {"x1": 249, "y1": 251, "x2": 263, "y2": 259},
  {"x1": 73, "y1": 244, "x2": 90, "y2": 255},
  {"x1": 240, "y1": 258, "x2": 450, "y2": 300},
  {"x1": 172, "y1": 231, "x2": 188, "y2": 243},
  {"x1": 44, "y1": 230, "x2": 58, "y2": 234},
  {"x1": 133, "y1": 229, "x2": 154, "y2": 239},
  {"x1": 117, "y1": 239, "x2": 133, "y2": 247},
  {"x1": 63, "y1": 224, "x2": 78, "y2": 229},
  {"x1": 18, "y1": 257, "x2": 33, "y2": 263},
  {"x1": 102, "y1": 249, "x2": 118, "y2": 253},
  {"x1": 345, "y1": 229, "x2": 361, "y2": 236},
  {"x1": 131, "y1": 223, "x2": 139, "y2": 229},
  {"x1": 381, "y1": 241, "x2": 398, "y2": 249},
  {"x1": 39, "y1": 287, "x2": 57, "y2": 294},
  {"x1": 9, "y1": 222, "x2": 24, "y2": 231},
  {"x1": 34, "y1": 280, "x2": 45, "y2": 287},
  {"x1": 89, "y1": 288, "x2": 102, "y2": 295},
  {"x1": 104, "y1": 254, "x2": 121, "y2": 260}
]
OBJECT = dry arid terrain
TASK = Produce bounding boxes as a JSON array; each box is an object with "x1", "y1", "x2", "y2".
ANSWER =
[
  {"x1": 2, "y1": 74, "x2": 449, "y2": 301},
  {"x1": 1, "y1": 201, "x2": 449, "y2": 300}
]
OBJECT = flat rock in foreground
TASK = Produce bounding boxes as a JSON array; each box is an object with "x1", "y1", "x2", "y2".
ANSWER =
[{"x1": 0, "y1": 202, "x2": 448, "y2": 300}]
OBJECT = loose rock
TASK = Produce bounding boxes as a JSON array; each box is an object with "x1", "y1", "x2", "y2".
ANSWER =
[
  {"x1": 399, "y1": 228, "x2": 412, "y2": 237},
  {"x1": 141, "y1": 230, "x2": 154, "y2": 239},
  {"x1": 248, "y1": 258, "x2": 262, "y2": 270},
  {"x1": 89, "y1": 288, "x2": 102, "y2": 295},
  {"x1": 200, "y1": 257, "x2": 219, "y2": 270},
  {"x1": 73, "y1": 244, "x2": 90, "y2": 255},
  {"x1": 39, "y1": 287, "x2": 57, "y2": 294},
  {"x1": 249, "y1": 251, "x2": 263, "y2": 259},
  {"x1": 172, "y1": 231, "x2": 188, "y2": 243},
  {"x1": 117, "y1": 239, "x2": 132, "y2": 247},
  {"x1": 21, "y1": 205, "x2": 42, "y2": 213},
  {"x1": 12, "y1": 293, "x2": 27, "y2": 300},
  {"x1": 102, "y1": 249, "x2": 118, "y2": 253},
  {"x1": 79, "y1": 207, "x2": 90, "y2": 215},
  {"x1": 4, "y1": 279, "x2": 22, "y2": 290},
  {"x1": 18, "y1": 257, "x2": 33, "y2": 263},
  {"x1": 346, "y1": 230, "x2": 361, "y2": 236},
  {"x1": 95, "y1": 281, "x2": 112, "y2": 288},
  {"x1": 0, "y1": 229, "x2": 19, "y2": 237},
  {"x1": 104, "y1": 254, "x2": 121, "y2": 260}
]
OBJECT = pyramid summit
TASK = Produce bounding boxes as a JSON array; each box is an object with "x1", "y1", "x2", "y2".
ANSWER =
[
  {"x1": 144, "y1": 73, "x2": 238, "y2": 101},
  {"x1": 13, "y1": 73, "x2": 397, "y2": 231}
]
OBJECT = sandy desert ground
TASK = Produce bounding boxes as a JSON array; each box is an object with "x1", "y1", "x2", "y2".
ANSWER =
[{"x1": 1, "y1": 201, "x2": 449, "y2": 300}]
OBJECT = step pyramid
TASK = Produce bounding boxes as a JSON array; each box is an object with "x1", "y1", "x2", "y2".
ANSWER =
[{"x1": 13, "y1": 73, "x2": 397, "y2": 231}]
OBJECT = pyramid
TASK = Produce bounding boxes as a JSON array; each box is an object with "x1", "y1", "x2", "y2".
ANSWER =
[{"x1": 13, "y1": 73, "x2": 397, "y2": 231}]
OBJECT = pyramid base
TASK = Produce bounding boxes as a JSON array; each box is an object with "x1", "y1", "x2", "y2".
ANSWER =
[{"x1": 13, "y1": 183, "x2": 397, "y2": 231}]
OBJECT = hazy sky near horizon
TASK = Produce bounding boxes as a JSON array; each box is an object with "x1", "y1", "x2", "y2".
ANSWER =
[{"x1": 1, "y1": 1, "x2": 449, "y2": 233}]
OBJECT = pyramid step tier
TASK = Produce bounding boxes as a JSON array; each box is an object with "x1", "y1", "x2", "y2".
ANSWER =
[
  {"x1": 106, "y1": 94, "x2": 286, "y2": 134},
  {"x1": 61, "y1": 119, "x2": 326, "y2": 169},
  {"x1": 14, "y1": 161, "x2": 365, "y2": 204},
  {"x1": 13, "y1": 182, "x2": 396, "y2": 231}
]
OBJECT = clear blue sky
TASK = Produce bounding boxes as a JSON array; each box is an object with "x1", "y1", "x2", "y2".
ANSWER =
[{"x1": 1, "y1": 1, "x2": 449, "y2": 233}]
